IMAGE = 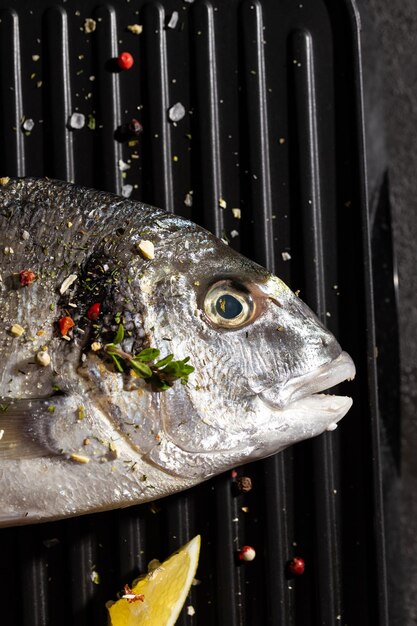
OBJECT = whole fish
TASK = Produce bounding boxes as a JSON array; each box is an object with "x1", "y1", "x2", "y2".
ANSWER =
[{"x1": 0, "y1": 178, "x2": 355, "y2": 527}]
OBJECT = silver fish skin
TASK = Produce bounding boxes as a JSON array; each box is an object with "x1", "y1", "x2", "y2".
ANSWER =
[{"x1": 0, "y1": 178, "x2": 355, "y2": 527}]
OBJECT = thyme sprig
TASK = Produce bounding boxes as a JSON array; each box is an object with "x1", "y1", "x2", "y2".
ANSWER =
[{"x1": 104, "y1": 324, "x2": 194, "y2": 391}]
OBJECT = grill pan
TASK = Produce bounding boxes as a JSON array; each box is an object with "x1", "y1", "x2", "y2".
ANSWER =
[{"x1": 0, "y1": 1, "x2": 398, "y2": 624}]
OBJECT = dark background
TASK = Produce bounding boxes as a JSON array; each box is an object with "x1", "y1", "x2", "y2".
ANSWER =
[{"x1": 364, "y1": 1, "x2": 417, "y2": 623}]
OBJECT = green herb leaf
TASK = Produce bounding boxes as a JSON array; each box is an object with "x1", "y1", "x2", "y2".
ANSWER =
[
  {"x1": 103, "y1": 341, "x2": 194, "y2": 390},
  {"x1": 110, "y1": 353, "x2": 124, "y2": 373},
  {"x1": 150, "y1": 376, "x2": 172, "y2": 391},
  {"x1": 130, "y1": 360, "x2": 153, "y2": 378},
  {"x1": 160, "y1": 361, "x2": 182, "y2": 377},
  {"x1": 113, "y1": 323, "x2": 124, "y2": 345},
  {"x1": 135, "y1": 348, "x2": 160, "y2": 363},
  {"x1": 87, "y1": 114, "x2": 96, "y2": 130},
  {"x1": 154, "y1": 354, "x2": 174, "y2": 368},
  {"x1": 0, "y1": 404, "x2": 9, "y2": 412}
]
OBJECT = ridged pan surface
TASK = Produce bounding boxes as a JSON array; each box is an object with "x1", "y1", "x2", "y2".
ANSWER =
[{"x1": 0, "y1": 1, "x2": 388, "y2": 625}]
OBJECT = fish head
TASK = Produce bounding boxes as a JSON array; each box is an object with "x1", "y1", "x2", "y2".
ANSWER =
[{"x1": 126, "y1": 216, "x2": 355, "y2": 479}]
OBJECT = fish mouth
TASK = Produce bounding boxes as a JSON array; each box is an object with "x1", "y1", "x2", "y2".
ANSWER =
[{"x1": 259, "y1": 351, "x2": 356, "y2": 429}]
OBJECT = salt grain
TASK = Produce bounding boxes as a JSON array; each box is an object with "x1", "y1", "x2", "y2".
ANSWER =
[
  {"x1": 69, "y1": 112, "x2": 85, "y2": 129},
  {"x1": 168, "y1": 102, "x2": 186, "y2": 122},
  {"x1": 22, "y1": 118, "x2": 35, "y2": 132},
  {"x1": 184, "y1": 192, "x2": 193, "y2": 207},
  {"x1": 118, "y1": 159, "x2": 131, "y2": 172},
  {"x1": 122, "y1": 184, "x2": 133, "y2": 198},
  {"x1": 167, "y1": 11, "x2": 179, "y2": 28}
]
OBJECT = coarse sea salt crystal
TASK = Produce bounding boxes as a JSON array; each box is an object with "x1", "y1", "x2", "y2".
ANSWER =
[
  {"x1": 327, "y1": 422, "x2": 338, "y2": 432},
  {"x1": 167, "y1": 11, "x2": 179, "y2": 28},
  {"x1": 118, "y1": 159, "x2": 131, "y2": 172},
  {"x1": 184, "y1": 192, "x2": 193, "y2": 207},
  {"x1": 69, "y1": 112, "x2": 85, "y2": 129},
  {"x1": 168, "y1": 102, "x2": 186, "y2": 122},
  {"x1": 22, "y1": 118, "x2": 35, "y2": 132},
  {"x1": 122, "y1": 184, "x2": 133, "y2": 198},
  {"x1": 281, "y1": 251, "x2": 291, "y2": 261}
]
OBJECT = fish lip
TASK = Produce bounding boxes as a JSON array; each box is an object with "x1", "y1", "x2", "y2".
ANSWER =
[{"x1": 259, "y1": 351, "x2": 356, "y2": 410}]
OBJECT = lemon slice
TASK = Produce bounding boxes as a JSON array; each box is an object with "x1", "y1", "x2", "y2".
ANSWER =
[{"x1": 108, "y1": 535, "x2": 201, "y2": 626}]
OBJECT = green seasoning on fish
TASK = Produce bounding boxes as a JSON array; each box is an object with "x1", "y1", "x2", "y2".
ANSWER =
[{"x1": 0, "y1": 178, "x2": 355, "y2": 527}]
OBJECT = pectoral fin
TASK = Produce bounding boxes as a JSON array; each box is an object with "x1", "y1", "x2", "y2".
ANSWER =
[{"x1": 0, "y1": 397, "x2": 62, "y2": 460}]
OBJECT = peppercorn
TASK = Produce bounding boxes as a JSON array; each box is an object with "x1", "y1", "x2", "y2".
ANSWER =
[
  {"x1": 59, "y1": 316, "x2": 75, "y2": 336},
  {"x1": 117, "y1": 52, "x2": 134, "y2": 70},
  {"x1": 87, "y1": 302, "x2": 101, "y2": 321},
  {"x1": 238, "y1": 546, "x2": 256, "y2": 562},
  {"x1": 128, "y1": 118, "x2": 143, "y2": 136},
  {"x1": 19, "y1": 269, "x2": 36, "y2": 286},
  {"x1": 288, "y1": 556, "x2": 305, "y2": 576}
]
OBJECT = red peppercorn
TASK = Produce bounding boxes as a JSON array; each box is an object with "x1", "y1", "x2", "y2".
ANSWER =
[
  {"x1": 87, "y1": 302, "x2": 101, "y2": 321},
  {"x1": 19, "y1": 270, "x2": 36, "y2": 286},
  {"x1": 117, "y1": 52, "x2": 134, "y2": 70},
  {"x1": 288, "y1": 557, "x2": 305, "y2": 576},
  {"x1": 59, "y1": 316, "x2": 75, "y2": 336},
  {"x1": 238, "y1": 546, "x2": 256, "y2": 562}
]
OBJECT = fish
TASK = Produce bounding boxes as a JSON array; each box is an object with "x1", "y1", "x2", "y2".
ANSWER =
[{"x1": 0, "y1": 177, "x2": 355, "y2": 527}]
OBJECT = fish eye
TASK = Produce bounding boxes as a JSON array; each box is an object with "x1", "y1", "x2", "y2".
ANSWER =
[
  {"x1": 216, "y1": 294, "x2": 243, "y2": 319},
  {"x1": 203, "y1": 281, "x2": 255, "y2": 329}
]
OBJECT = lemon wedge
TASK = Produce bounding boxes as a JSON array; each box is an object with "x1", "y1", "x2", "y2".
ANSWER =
[{"x1": 108, "y1": 535, "x2": 201, "y2": 626}]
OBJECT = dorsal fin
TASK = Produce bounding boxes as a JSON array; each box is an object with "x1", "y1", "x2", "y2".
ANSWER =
[{"x1": 0, "y1": 397, "x2": 62, "y2": 460}]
